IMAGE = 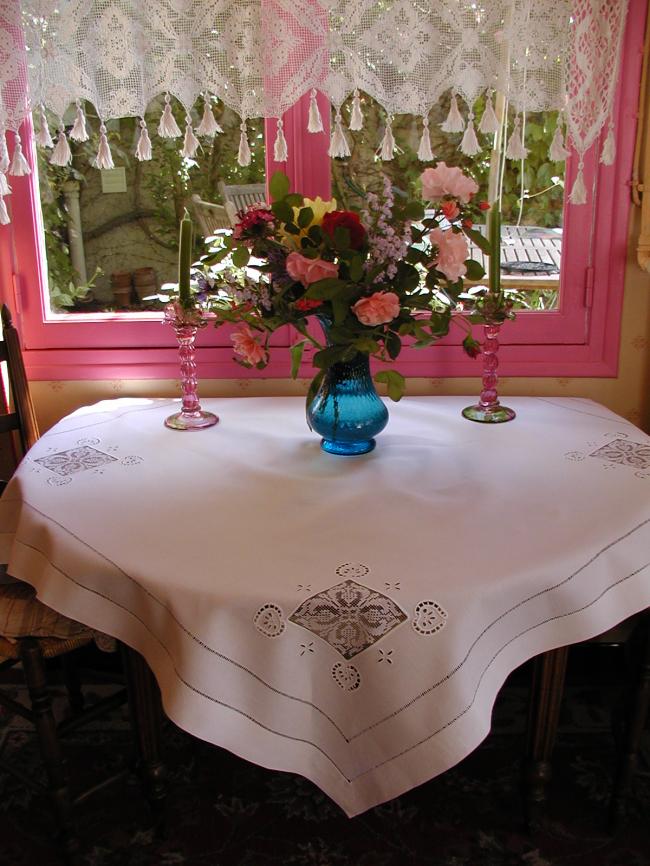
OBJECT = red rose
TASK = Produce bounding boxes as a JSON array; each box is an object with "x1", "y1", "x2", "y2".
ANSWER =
[
  {"x1": 462, "y1": 219, "x2": 473, "y2": 229},
  {"x1": 479, "y1": 201, "x2": 491, "y2": 211},
  {"x1": 321, "y1": 211, "x2": 366, "y2": 250},
  {"x1": 441, "y1": 200, "x2": 460, "y2": 221},
  {"x1": 294, "y1": 298, "x2": 323, "y2": 312}
]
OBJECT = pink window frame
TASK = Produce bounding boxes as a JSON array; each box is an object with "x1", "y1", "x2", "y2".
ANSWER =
[{"x1": 0, "y1": 0, "x2": 645, "y2": 381}]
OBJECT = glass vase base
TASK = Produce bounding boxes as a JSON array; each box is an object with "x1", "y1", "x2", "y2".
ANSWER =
[
  {"x1": 462, "y1": 404, "x2": 516, "y2": 424},
  {"x1": 164, "y1": 410, "x2": 219, "y2": 431},
  {"x1": 320, "y1": 437, "x2": 376, "y2": 456}
]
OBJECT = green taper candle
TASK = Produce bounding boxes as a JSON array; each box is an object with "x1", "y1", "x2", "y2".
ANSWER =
[
  {"x1": 488, "y1": 203, "x2": 501, "y2": 296},
  {"x1": 178, "y1": 209, "x2": 193, "y2": 308}
]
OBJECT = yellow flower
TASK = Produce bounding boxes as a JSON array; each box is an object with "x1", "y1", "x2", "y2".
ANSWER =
[
  {"x1": 303, "y1": 197, "x2": 337, "y2": 226},
  {"x1": 279, "y1": 196, "x2": 337, "y2": 250}
]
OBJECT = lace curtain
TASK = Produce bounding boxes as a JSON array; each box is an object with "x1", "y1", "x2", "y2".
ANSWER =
[{"x1": 0, "y1": 0, "x2": 631, "y2": 221}]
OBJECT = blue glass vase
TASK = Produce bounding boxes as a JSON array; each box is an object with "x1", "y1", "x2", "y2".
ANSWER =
[{"x1": 307, "y1": 321, "x2": 389, "y2": 456}]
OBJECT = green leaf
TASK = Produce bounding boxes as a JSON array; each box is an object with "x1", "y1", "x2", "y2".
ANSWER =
[
  {"x1": 405, "y1": 247, "x2": 429, "y2": 266},
  {"x1": 284, "y1": 222, "x2": 300, "y2": 235},
  {"x1": 231, "y1": 246, "x2": 250, "y2": 267},
  {"x1": 464, "y1": 227, "x2": 491, "y2": 255},
  {"x1": 306, "y1": 371, "x2": 325, "y2": 418},
  {"x1": 348, "y1": 255, "x2": 364, "y2": 282},
  {"x1": 271, "y1": 200, "x2": 293, "y2": 222},
  {"x1": 297, "y1": 207, "x2": 314, "y2": 228},
  {"x1": 404, "y1": 201, "x2": 425, "y2": 221},
  {"x1": 394, "y1": 261, "x2": 420, "y2": 292},
  {"x1": 425, "y1": 269, "x2": 440, "y2": 290},
  {"x1": 305, "y1": 278, "x2": 347, "y2": 300},
  {"x1": 269, "y1": 171, "x2": 290, "y2": 201},
  {"x1": 353, "y1": 336, "x2": 380, "y2": 354},
  {"x1": 308, "y1": 225, "x2": 323, "y2": 243},
  {"x1": 290, "y1": 341, "x2": 307, "y2": 379},
  {"x1": 374, "y1": 370, "x2": 406, "y2": 402},
  {"x1": 464, "y1": 259, "x2": 486, "y2": 281},
  {"x1": 386, "y1": 331, "x2": 402, "y2": 360},
  {"x1": 201, "y1": 247, "x2": 230, "y2": 266},
  {"x1": 332, "y1": 296, "x2": 348, "y2": 324},
  {"x1": 285, "y1": 193, "x2": 304, "y2": 207},
  {"x1": 313, "y1": 345, "x2": 350, "y2": 369}
]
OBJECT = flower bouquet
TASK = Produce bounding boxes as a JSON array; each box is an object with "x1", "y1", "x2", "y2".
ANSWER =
[{"x1": 199, "y1": 164, "x2": 489, "y2": 453}]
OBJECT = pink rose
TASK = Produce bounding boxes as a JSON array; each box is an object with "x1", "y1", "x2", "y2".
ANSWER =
[
  {"x1": 429, "y1": 228, "x2": 469, "y2": 282},
  {"x1": 285, "y1": 252, "x2": 339, "y2": 286},
  {"x1": 420, "y1": 162, "x2": 479, "y2": 204},
  {"x1": 352, "y1": 291, "x2": 401, "y2": 326},
  {"x1": 231, "y1": 324, "x2": 266, "y2": 366}
]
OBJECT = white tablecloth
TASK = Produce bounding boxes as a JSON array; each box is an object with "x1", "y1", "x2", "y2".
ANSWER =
[{"x1": 1, "y1": 396, "x2": 649, "y2": 816}]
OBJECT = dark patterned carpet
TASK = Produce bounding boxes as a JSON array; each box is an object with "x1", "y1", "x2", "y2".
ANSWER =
[{"x1": 0, "y1": 646, "x2": 648, "y2": 866}]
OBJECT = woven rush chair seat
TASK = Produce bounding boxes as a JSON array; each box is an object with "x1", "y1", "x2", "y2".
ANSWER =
[
  {"x1": 0, "y1": 632, "x2": 92, "y2": 662},
  {"x1": 0, "y1": 580, "x2": 94, "y2": 656}
]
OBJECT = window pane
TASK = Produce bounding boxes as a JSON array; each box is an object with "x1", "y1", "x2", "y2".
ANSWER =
[
  {"x1": 37, "y1": 99, "x2": 265, "y2": 315},
  {"x1": 330, "y1": 94, "x2": 565, "y2": 312}
]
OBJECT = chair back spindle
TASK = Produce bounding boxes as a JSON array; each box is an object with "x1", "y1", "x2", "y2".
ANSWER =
[{"x1": 0, "y1": 304, "x2": 39, "y2": 463}]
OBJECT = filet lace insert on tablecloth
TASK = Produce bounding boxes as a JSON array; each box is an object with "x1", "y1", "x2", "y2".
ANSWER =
[{"x1": 289, "y1": 578, "x2": 408, "y2": 660}]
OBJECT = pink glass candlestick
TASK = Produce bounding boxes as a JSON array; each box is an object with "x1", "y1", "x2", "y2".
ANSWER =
[
  {"x1": 462, "y1": 322, "x2": 515, "y2": 423},
  {"x1": 165, "y1": 308, "x2": 218, "y2": 431}
]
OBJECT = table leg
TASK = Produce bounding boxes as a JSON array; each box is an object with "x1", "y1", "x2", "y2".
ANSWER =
[
  {"x1": 609, "y1": 614, "x2": 650, "y2": 830},
  {"x1": 121, "y1": 645, "x2": 167, "y2": 827},
  {"x1": 20, "y1": 638, "x2": 81, "y2": 865},
  {"x1": 523, "y1": 646, "x2": 569, "y2": 830}
]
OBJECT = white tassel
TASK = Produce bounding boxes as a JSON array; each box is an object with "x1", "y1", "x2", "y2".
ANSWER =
[
  {"x1": 196, "y1": 98, "x2": 222, "y2": 136},
  {"x1": 238, "y1": 120, "x2": 251, "y2": 167},
  {"x1": 0, "y1": 196, "x2": 9, "y2": 225},
  {"x1": 273, "y1": 118, "x2": 288, "y2": 161},
  {"x1": 479, "y1": 93, "x2": 500, "y2": 135},
  {"x1": 0, "y1": 172, "x2": 11, "y2": 196},
  {"x1": 349, "y1": 89, "x2": 363, "y2": 131},
  {"x1": 49, "y1": 128, "x2": 72, "y2": 166},
  {"x1": 549, "y1": 121, "x2": 570, "y2": 162},
  {"x1": 600, "y1": 123, "x2": 616, "y2": 166},
  {"x1": 36, "y1": 106, "x2": 54, "y2": 148},
  {"x1": 0, "y1": 134, "x2": 8, "y2": 174},
  {"x1": 70, "y1": 100, "x2": 89, "y2": 142},
  {"x1": 135, "y1": 118, "x2": 152, "y2": 161},
  {"x1": 460, "y1": 115, "x2": 481, "y2": 156},
  {"x1": 379, "y1": 119, "x2": 396, "y2": 161},
  {"x1": 569, "y1": 161, "x2": 587, "y2": 205},
  {"x1": 93, "y1": 123, "x2": 114, "y2": 170},
  {"x1": 505, "y1": 116, "x2": 528, "y2": 160},
  {"x1": 328, "y1": 110, "x2": 351, "y2": 158},
  {"x1": 417, "y1": 116, "x2": 434, "y2": 162},
  {"x1": 9, "y1": 134, "x2": 31, "y2": 176},
  {"x1": 441, "y1": 94, "x2": 465, "y2": 133},
  {"x1": 182, "y1": 116, "x2": 200, "y2": 158},
  {"x1": 158, "y1": 94, "x2": 182, "y2": 138},
  {"x1": 307, "y1": 89, "x2": 323, "y2": 133}
]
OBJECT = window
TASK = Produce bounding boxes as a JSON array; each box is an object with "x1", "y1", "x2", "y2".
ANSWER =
[{"x1": 1, "y1": 0, "x2": 645, "y2": 381}]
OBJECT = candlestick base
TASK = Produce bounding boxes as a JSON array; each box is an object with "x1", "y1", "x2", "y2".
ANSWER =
[
  {"x1": 164, "y1": 409, "x2": 219, "y2": 431},
  {"x1": 462, "y1": 403, "x2": 516, "y2": 424}
]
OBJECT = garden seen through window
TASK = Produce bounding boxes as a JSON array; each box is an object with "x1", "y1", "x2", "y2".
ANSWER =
[{"x1": 38, "y1": 93, "x2": 564, "y2": 319}]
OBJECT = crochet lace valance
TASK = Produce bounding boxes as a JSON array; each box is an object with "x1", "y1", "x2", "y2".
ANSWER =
[{"x1": 0, "y1": 0, "x2": 630, "y2": 223}]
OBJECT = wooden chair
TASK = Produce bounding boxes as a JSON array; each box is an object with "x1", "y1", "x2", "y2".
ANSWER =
[
  {"x1": 218, "y1": 180, "x2": 267, "y2": 225},
  {"x1": 190, "y1": 193, "x2": 233, "y2": 236},
  {"x1": 0, "y1": 305, "x2": 166, "y2": 863},
  {"x1": 524, "y1": 613, "x2": 650, "y2": 830}
]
